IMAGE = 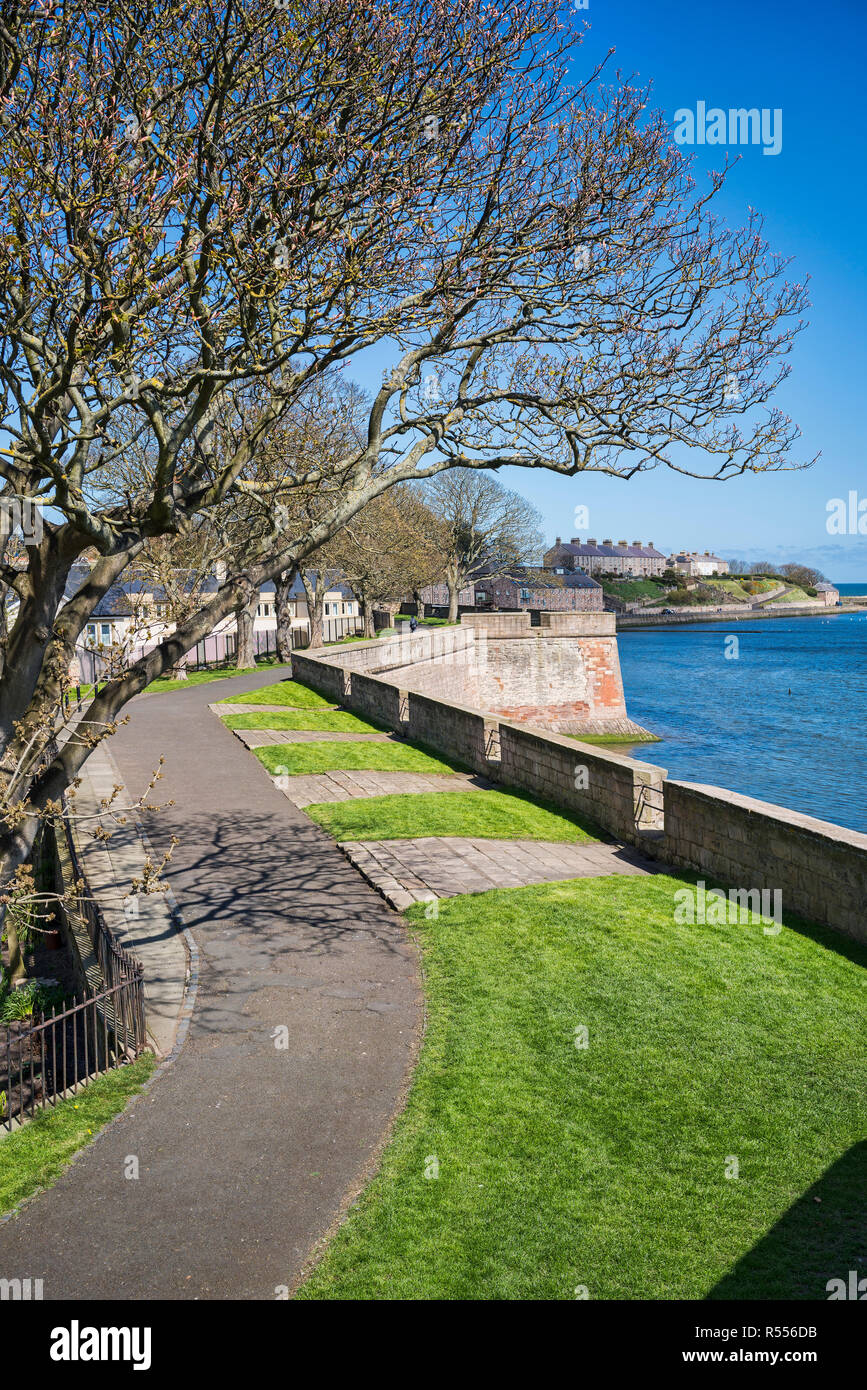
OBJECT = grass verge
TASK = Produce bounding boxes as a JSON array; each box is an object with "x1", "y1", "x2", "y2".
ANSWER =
[
  {"x1": 297, "y1": 876, "x2": 867, "y2": 1300},
  {"x1": 305, "y1": 788, "x2": 601, "y2": 843},
  {"x1": 218, "y1": 678, "x2": 334, "y2": 708},
  {"x1": 568, "y1": 732, "x2": 662, "y2": 746},
  {"x1": 255, "y1": 742, "x2": 460, "y2": 776},
  {"x1": 0, "y1": 1055, "x2": 156, "y2": 1216},
  {"x1": 146, "y1": 664, "x2": 283, "y2": 695},
  {"x1": 222, "y1": 709, "x2": 386, "y2": 733}
]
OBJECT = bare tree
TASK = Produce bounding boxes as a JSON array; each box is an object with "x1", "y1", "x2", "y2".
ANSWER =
[
  {"x1": 0, "y1": 0, "x2": 812, "y2": 906},
  {"x1": 421, "y1": 471, "x2": 545, "y2": 621},
  {"x1": 330, "y1": 488, "x2": 447, "y2": 636},
  {"x1": 780, "y1": 562, "x2": 826, "y2": 588}
]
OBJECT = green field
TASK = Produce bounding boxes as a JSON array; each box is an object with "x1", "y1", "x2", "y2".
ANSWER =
[
  {"x1": 305, "y1": 788, "x2": 602, "y2": 843},
  {"x1": 297, "y1": 877, "x2": 867, "y2": 1300}
]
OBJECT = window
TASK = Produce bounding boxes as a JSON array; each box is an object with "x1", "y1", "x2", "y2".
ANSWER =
[
  {"x1": 100, "y1": 623, "x2": 111, "y2": 643},
  {"x1": 86, "y1": 624, "x2": 96, "y2": 642},
  {"x1": 476, "y1": 590, "x2": 488, "y2": 602},
  {"x1": 520, "y1": 588, "x2": 532, "y2": 602}
]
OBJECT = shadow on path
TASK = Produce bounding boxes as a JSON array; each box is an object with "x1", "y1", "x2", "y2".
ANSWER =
[{"x1": 0, "y1": 667, "x2": 421, "y2": 1300}]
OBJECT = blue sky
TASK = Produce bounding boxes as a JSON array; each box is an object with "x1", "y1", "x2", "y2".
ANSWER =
[{"x1": 489, "y1": 0, "x2": 867, "y2": 578}]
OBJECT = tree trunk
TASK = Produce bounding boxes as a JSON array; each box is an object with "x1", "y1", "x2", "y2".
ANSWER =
[
  {"x1": 300, "y1": 570, "x2": 324, "y2": 648},
  {"x1": 275, "y1": 567, "x2": 297, "y2": 662},
  {"x1": 235, "y1": 589, "x2": 258, "y2": 669},
  {"x1": 5, "y1": 912, "x2": 26, "y2": 984},
  {"x1": 447, "y1": 578, "x2": 460, "y2": 623},
  {"x1": 360, "y1": 592, "x2": 377, "y2": 638}
]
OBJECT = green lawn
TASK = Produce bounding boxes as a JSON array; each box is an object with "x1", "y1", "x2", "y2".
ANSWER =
[
  {"x1": 218, "y1": 678, "x2": 335, "y2": 708},
  {"x1": 305, "y1": 788, "x2": 602, "y2": 843},
  {"x1": 768, "y1": 588, "x2": 815, "y2": 605},
  {"x1": 146, "y1": 663, "x2": 284, "y2": 695},
  {"x1": 599, "y1": 578, "x2": 665, "y2": 602},
  {"x1": 255, "y1": 742, "x2": 460, "y2": 777},
  {"x1": 222, "y1": 708, "x2": 386, "y2": 733},
  {"x1": 702, "y1": 579, "x2": 754, "y2": 603},
  {"x1": 297, "y1": 876, "x2": 867, "y2": 1300},
  {"x1": 0, "y1": 1055, "x2": 156, "y2": 1216}
]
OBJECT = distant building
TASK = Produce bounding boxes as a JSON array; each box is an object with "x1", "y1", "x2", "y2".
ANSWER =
[
  {"x1": 473, "y1": 568, "x2": 603, "y2": 612},
  {"x1": 814, "y1": 581, "x2": 840, "y2": 607},
  {"x1": 417, "y1": 581, "x2": 475, "y2": 610},
  {"x1": 543, "y1": 537, "x2": 666, "y2": 578},
  {"x1": 668, "y1": 551, "x2": 730, "y2": 577},
  {"x1": 66, "y1": 562, "x2": 359, "y2": 653}
]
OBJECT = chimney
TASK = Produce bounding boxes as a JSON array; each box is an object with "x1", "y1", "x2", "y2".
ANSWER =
[
  {"x1": 554, "y1": 536, "x2": 561, "y2": 545},
  {"x1": 587, "y1": 538, "x2": 597, "y2": 546},
  {"x1": 618, "y1": 539, "x2": 627, "y2": 547},
  {"x1": 632, "y1": 540, "x2": 641, "y2": 547},
  {"x1": 602, "y1": 538, "x2": 613, "y2": 545},
  {"x1": 648, "y1": 542, "x2": 654, "y2": 549}
]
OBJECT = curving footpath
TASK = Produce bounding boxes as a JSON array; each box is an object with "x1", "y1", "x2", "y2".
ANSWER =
[{"x1": 0, "y1": 668, "x2": 421, "y2": 1300}]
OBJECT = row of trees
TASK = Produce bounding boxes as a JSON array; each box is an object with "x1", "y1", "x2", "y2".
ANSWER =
[
  {"x1": 728, "y1": 560, "x2": 826, "y2": 586},
  {"x1": 0, "y1": 0, "x2": 810, "y2": 919}
]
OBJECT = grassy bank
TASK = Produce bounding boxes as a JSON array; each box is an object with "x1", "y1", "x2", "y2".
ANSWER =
[
  {"x1": 255, "y1": 741, "x2": 461, "y2": 777},
  {"x1": 305, "y1": 788, "x2": 602, "y2": 843},
  {"x1": 146, "y1": 663, "x2": 284, "y2": 695},
  {"x1": 218, "y1": 678, "x2": 335, "y2": 708},
  {"x1": 0, "y1": 1055, "x2": 156, "y2": 1216},
  {"x1": 297, "y1": 877, "x2": 867, "y2": 1300}
]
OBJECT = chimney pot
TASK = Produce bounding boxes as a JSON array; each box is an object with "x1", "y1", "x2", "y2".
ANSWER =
[
  {"x1": 587, "y1": 538, "x2": 597, "y2": 546},
  {"x1": 603, "y1": 538, "x2": 613, "y2": 545}
]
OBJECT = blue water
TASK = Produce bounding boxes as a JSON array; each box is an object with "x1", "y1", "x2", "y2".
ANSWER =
[{"x1": 617, "y1": 612, "x2": 867, "y2": 833}]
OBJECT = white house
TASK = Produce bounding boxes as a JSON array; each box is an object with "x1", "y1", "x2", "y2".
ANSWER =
[{"x1": 667, "y1": 551, "x2": 730, "y2": 577}]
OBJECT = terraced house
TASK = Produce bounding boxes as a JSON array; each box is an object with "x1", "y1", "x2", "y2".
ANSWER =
[{"x1": 544, "y1": 538, "x2": 667, "y2": 578}]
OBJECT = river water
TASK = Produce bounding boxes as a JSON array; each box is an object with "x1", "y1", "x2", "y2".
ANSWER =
[{"x1": 616, "y1": 610, "x2": 867, "y2": 833}]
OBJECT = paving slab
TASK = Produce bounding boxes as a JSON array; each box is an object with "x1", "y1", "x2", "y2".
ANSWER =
[
  {"x1": 270, "y1": 769, "x2": 494, "y2": 809},
  {"x1": 339, "y1": 836, "x2": 659, "y2": 909},
  {"x1": 232, "y1": 728, "x2": 394, "y2": 747}
]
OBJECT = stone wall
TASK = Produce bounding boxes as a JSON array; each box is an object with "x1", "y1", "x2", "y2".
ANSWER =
[
  {"x1": 654, "y1": 781, "x2": 867, "y2": 941},
  {"x1": 288, "y1": 629, "x2": 866, "y2": 944}
]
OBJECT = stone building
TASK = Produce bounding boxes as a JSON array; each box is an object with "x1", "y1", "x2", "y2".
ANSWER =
[
  {"x1": 473, "y1": 568, "x2": 603, "y2": 612},
  {"x1": 815, "y1": 581, "x2": 840, "y2": 606},
  {"x1": 667, "y1": 551, "x2": 730, "y2": 577},
  {"x1": 543, "y1": 537, "x2": 667, "y2": 578}
]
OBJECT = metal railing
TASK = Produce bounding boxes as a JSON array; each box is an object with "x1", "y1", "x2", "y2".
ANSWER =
[{"x1": 1, "y1": 819, "x2": 147, "y2": 1134}]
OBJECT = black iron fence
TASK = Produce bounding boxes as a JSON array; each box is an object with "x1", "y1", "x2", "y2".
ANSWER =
[{"x1": 1, "y1": 821, "x2": 147, "y2": 1134}]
